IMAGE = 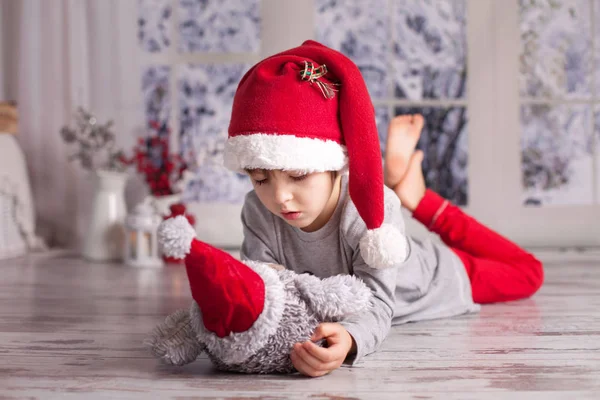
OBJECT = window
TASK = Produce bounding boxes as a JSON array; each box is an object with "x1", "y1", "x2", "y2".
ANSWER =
[
  {"x1": 136, "y1": 0, "x2": 600, "y2": 248},
  {"x1": 316, "y1": 0, "x2": 468, "y2": 205},
  {"x1": 519, "y1": 0, "x2": 599, "y2": 206},
  {"x1": 138, "y1": 0, "x2": 259, "y2": 207}
]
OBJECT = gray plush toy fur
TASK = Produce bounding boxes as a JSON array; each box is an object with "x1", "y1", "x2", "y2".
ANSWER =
[{"x1": 146, "y1": 268, "x2": 372, "y2": 374}]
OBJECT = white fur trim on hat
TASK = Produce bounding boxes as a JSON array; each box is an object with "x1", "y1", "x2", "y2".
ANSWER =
[
  {"x1": 157, "y1": 216, "x2": 196, "y2": 259},
  {"x1": 189, "y1": 260, "x2": 286, "y2": 365},
  {"x1": 359, "y1": 223, "x2": 408, "y2": 269},
  {"x1": 224, "y1": 133, "x2": 348, "y2": 173}
]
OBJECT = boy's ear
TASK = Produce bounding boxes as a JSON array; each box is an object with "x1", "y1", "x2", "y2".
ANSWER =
[{"x1": 293, "y1": 273, "x2": 372, "y2": 321}]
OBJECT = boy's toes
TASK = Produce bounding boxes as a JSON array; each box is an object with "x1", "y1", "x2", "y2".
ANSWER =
[
  {"x1": 413, "y1": 114, "x2": 425, "y2": 129},
  {"x1": 406, "y1": 114, "x2": 424, "y2": 143},
  {"x1": 389, "y1": 115, "x2": 413, "y2": 129},
  {"x1": 412, "y1": 114, "x2": 425, "y2": 131}
]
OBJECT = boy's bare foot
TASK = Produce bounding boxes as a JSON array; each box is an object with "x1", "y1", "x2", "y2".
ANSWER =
[
  {"x1": 384, "y1": 114, "x2": 424, "y2": 188},
  {"x1": 393, "y1": 150, "x2": 426, "y2": 213}
]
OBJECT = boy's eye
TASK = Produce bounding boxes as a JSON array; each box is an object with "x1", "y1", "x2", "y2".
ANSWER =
[
  {"x1": 291, "y1": 175, "x2": 308, "y2": 182},
  {"x1": 253, "y1": 178, "x2": 268, "y2": 186},
  {"x1": 289, "y1": 172, "x2": 308, "y2": 181}
]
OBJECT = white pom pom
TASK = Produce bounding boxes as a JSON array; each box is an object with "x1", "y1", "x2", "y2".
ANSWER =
[
  {"x1": 157, "y1": 216, "x2": 196, "y2": 259},
  {"x1": 359, "y1": 223, "x2": 408, "y2": 269}
]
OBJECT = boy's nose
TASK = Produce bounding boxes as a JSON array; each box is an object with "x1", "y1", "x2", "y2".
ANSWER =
[{"x1": 273, "y1": 184, "x2": 293, "y2": 205}]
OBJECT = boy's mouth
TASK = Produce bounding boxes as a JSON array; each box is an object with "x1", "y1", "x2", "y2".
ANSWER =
[{"x1": 281, "y1": 211, "x2": 301, "y2": 221}]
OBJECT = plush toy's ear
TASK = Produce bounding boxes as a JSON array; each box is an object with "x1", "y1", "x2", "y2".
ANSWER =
[
  {"x1": 293, "y1": 273, "x2": 372, "y2": 321},
  {"x1": 145, "y1": 309, "x2": 206, "y2": 366}
]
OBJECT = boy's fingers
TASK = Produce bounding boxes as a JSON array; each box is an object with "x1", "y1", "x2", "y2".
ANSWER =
[
  {"x1": 294, "y1": 346, "x2": 323, "y2": 370},
  {"x1": 311, "y1": 323, "x2": 339, "y2": 342},
  {"x1": 290, "y1": 348, "x2": 311, "y2": 376},
  {"x1": 294, "y1": 342, "x2": 342, "y2": 372},
  {"x1": 291, "y1": 348, "x2": 329, "y2": 378},
  {"x1": 303, "y1": 340, "x2": 336, "y2": 363},
  {"x1": 311, "y1": 325, "x2": 325, "y2": 341}
]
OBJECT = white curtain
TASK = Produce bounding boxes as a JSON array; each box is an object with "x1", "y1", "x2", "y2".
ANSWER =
[
  {"x1": 0, "y1": 3, "x2": 4, "y2": 101},
  {"x1": 2, "y1": 0, "x2": 146, "y2": 248}
]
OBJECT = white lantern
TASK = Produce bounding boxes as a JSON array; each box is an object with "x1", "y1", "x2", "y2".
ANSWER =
[{"x1": 124, "y1": 200, "x2": 163, "y2": 268}]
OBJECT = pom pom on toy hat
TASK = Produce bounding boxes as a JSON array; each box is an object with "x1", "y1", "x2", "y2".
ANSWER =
[
  {"x1": 224, "y1": 40, "x2": 407, "y2": 268},
  {"x1": 157, "y1": 216, "x2": 265, "y2": 338}
]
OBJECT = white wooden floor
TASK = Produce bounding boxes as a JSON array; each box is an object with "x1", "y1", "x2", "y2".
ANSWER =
[{"x1": 1, "y1": 250, "x2": 599, "y2": 399}]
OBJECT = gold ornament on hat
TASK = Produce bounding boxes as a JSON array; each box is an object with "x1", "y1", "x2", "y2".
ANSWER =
[{"x1": 300, "y1": 61, "x2": 340, "y2": 99}]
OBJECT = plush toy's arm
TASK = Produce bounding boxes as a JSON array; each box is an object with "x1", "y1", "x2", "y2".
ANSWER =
[
  {"x1": 145, "y1": 309, "x2": 205, "y2": 366},
  {"x1": 293, "y1": 273, "x2": 373, "y2": 322}
]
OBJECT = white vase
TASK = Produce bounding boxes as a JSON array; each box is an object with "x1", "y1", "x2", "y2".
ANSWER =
[
  {"x1": 82, "y1": 169, "x2": 128, "y2": 262},
  {"x1": 150, "y1": 193, "x2": 182, "y2": 217}
]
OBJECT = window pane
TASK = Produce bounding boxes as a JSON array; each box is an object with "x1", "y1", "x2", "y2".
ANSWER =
[
  {"x1": 178, "y1": 64, "x2": 253, "y2": 204},
  {"x1": 178, "y1": 0, "x2": 260, "y2": 53},
  {"x1": 375, "y1": 106, "x2": 390, "y2": 153},
  {"x1": 521, "y1": 104, "x2": 593, "y2": 206},
  {"x1": 315, "y1": 0, "x2": 389, "y2": 99},
  {"x1": 392, "y1": 0, "x2": 467, "y2": 100},
  {"x1": 392, "y1": 106, "x2": 468, "y2": 205},
  {"x1": 142, "y1": 65, "x2": 170, "y2": 128},
  {"x1": 138, "y1": 0, "x2": 172, "y2": 53},
  {"x1": 519, "y1": 0, "x2": 592, "y2": 99}
]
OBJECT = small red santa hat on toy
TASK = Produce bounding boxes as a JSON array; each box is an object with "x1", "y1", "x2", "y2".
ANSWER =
[
  {"x1": 157, "y1": 215, "x2": 286, "y2": 364},
  {"x1": 224, "y1": 40, "x2": 406, "y2": 269}
]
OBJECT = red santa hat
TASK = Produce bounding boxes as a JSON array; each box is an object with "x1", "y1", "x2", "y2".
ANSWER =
[
  {"x1": 157, "y1": 216, "x2": 285, "y2": 364},
  {"x1": 224, "y1": 40, "x2": 406, "y2": 268}
]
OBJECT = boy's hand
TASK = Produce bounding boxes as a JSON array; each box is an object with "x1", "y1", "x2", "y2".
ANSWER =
[{"x1": 290, "y1": 323, "x2": 356, "y2": 377}]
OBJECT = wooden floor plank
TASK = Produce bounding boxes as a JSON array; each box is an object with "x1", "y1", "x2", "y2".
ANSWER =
[{"x1": 1, "y1": 252, "x2": 599, "y2": 399}]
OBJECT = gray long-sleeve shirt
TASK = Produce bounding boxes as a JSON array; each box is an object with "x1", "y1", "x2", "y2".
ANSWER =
[{"x1": 240, "y1": 174, "x2": 480, "y2": 365}]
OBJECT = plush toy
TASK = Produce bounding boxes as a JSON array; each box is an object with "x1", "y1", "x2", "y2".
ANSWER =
[{"x1": 145, "y1": 215, "x2": 372, "y2": 374}]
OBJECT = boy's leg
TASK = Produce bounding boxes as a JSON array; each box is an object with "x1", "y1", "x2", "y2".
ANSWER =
[
  {"x1": 412, "y1": 191, "x2": 544, "y2": 304},
  {"x1": 385, "y1": 114, "x2": 544, "y2": 304}
]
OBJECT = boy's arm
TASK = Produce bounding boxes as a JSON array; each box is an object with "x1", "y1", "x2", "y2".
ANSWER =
[
  {"x1": 339, "y1": 186, "x2": 405, "y2": 365},
  {"x1": 338, "y1": 251, "x2": 401, "y2": 365}
]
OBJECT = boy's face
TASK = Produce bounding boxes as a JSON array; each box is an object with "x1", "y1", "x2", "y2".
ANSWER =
[{"x1": 247, "y1": 169, "x2": 341, "y2": 232}]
